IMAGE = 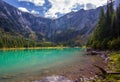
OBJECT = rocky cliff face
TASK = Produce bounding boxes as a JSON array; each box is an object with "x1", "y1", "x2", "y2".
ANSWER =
[
  {"x1": 0, "y1": 0, "x2": 52, "y2": 40},
  {"x1": 52, "y1": 8, "x2": 101, "y2": 34},
  {"x1": 0, "y1": 0, "x2": 103, "y2": 43},
  {"x1": 51, "y1": 7, "x2": 102, "y2": 42}
]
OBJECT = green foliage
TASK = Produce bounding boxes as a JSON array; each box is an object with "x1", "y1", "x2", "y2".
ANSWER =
[
  {"x1": 0, "y1": 31, "x2": 33, "y2": 48},
  {"x1": 109, "y1": 52, "x2": 120, "y2": 72},
  {"x1": 108, "y1": 37, "x2": 120, "y2": 50},
  {"x1": 87, "y1": 2, "x2": 120, "y2": 50},
  {"x1": 53, "y1": 29, "x2": 83, "y2": 47},
  {"x1": 93, "y1": 52, "x2": 120, "y2": 82},
  {"x1": 105, "y1": 52, "x2": 120, "y2": 81},
  {"x1": 35, "y1": 42, "x2": 57, "y2": 47},
  {"x1": 0, "y1": 30, "x2": 58, "y2": 48}
]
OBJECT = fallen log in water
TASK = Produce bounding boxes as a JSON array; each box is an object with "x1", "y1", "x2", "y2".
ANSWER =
[
  {"x1": 94, "y1": 64, "x2": 120, "y2": 76},
  {"x1": 107, "y1": 72, "x2": 120, "y2": 75},
  {"x1": 93, "y1": 64, "x2": 107, "y2": 75},
  {"x1": 85, "y1": 48, "x2": 105, "y2": 55}
]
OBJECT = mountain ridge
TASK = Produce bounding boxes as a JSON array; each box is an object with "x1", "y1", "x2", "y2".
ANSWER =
[{"x1": 0, "y1": 0, "x2": 105, "y2": 45}]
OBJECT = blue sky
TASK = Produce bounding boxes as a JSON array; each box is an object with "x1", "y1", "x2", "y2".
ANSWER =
[{"x1": 4, "y1": 0, "x2": 107, "y2": 18}]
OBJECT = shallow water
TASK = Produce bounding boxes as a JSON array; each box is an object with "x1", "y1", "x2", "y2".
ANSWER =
[{"x1": 0, "y1": 48, "x2": 88, "y2": 82}]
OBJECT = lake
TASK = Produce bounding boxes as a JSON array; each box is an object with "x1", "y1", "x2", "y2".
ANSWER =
[{"x1": 0, "y1": 48, "x2": 102, "y2": 82}]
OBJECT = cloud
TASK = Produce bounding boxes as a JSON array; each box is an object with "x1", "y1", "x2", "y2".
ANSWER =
[
  {"x1": 45, "y1": 0, "x2": 107, "y2": 18},
  {"x1": 85, "y1": 3, "x2": 96, "y2": 10},
  {"x1": 18, "y1": 7, "x2": 30, "y2": 12},
  {"x1": 31, "y1": 10, "x2": 40, "y2": 14},
  {"x1": 18, "y1": 0, "x2": 45, "y2": 6}
]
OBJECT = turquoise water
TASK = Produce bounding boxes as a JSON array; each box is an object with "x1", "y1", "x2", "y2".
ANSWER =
[{"x1": 0, "y1": 48, "x2": 84, "y2": 80}]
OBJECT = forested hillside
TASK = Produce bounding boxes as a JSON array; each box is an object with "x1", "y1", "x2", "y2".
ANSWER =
[{"x1": 87, "y1": 1, "x2": 120, "y2": 50}]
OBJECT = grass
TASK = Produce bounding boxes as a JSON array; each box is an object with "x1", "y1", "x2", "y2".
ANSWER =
[
  {"x1": 108, "y1": 52, "x2": 120, "y2": 72},
  {"x1": 0, "y1": 47, "x2": 69, "y2": 50},
  {"x1": 95, "y1": 52, "x2": 120, "y2": 82},
  {"x1": 0, "y1": 46, "x2": 83, "y2": 51}
]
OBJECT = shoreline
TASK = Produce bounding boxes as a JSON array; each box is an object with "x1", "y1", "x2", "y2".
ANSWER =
[
  {"x1": 82, "y1": 49, "x2": 120, "y2": 81},
  {"x1": 33, "y1": 51, "x2": 108, "y2": 82},
  {"x1": 0, "y1": 47, "x2": 82, "y2": 51},
  {"x1": 69, "y1": 49, "x2": 109, "y2": 82},
  {"x1": 33, "y1": 55, "x2": 107, "y2": 82}
]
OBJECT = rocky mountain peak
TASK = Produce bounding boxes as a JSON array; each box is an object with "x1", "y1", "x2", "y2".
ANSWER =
[{"x1": 0, "y1": 0, "x2": 104, "y2": 44}]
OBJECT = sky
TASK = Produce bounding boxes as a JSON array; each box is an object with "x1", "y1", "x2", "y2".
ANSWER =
[{"x1": 4, "y1": 0, "x2": 107, "y2": 18}]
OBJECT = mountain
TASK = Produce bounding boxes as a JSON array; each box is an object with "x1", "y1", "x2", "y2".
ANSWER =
[
  {"x1": 0, "y1": 0, "x2": 52, "y2": 41},
  {"x1": 0, "y1": 0, "x2": 104, "y2": 46},
  {"x1": 51, "y1": 7, "x2": 102, "y2": 44}
]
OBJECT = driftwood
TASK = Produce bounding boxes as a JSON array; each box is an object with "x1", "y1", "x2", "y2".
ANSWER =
[
  {"x1": 94, "y1": 64, "x2": 120, "y2": 76},
  {"x1": 107, "y1": 72, "x2": 120, "y2": 75},
  {"x1": 85, "y1": 51, "x2": 99, "y2": 55},
  {"x1": 86, "y1": 48, "x2": 110, "y2": 62},
  {"x1": 86, "y1": 48, "x2": 104, "y2": 55},
  {"x1": 94, "y1": 64, "x2": 107, "y2": 74}
]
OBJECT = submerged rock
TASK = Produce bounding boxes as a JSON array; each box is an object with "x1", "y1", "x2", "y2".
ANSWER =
[
  {"x1": 1, "y1": 74, "x2": 16, "y2": 79},
  {"x1": 34, "y1": 76, "x2": 72, "y2": 82}
]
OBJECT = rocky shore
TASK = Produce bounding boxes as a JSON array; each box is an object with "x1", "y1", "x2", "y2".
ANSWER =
[
  {"x1": 33, "y1": 49, "x2": 109, "y2": 82},
  {"x1": 34, "y1": 49, "x2": 120, "y2": 82},
  {"x1": 85, "y1": 48, "x2": 110, "y2": 62}
]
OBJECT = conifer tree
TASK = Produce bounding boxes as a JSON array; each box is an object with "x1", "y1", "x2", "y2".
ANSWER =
[{"x1": 87, "y1": 0, "x2": 120, "y2": 49}]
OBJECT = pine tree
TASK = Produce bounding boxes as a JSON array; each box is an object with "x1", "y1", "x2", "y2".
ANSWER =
[
  {"x1": 116, "y1": 5, "x2": 120, "y2": 37},
  {"x1": 87, "y1": 0, "x2": 118, "y2": 49}
]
